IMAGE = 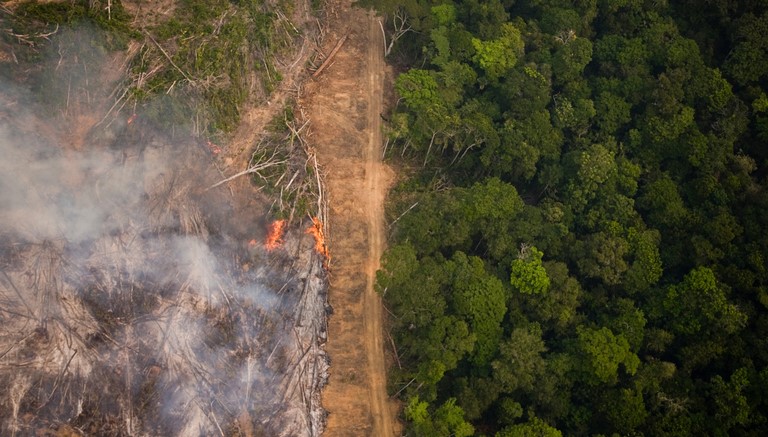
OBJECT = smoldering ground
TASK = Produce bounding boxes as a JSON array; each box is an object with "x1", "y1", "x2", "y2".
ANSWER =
[{"x1": 0, "y1": 28, "x2": 328, "y2": 437}]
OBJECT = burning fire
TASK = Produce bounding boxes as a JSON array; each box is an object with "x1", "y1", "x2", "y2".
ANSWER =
[
  {"x1": 306, "y1": 217, "x2": 330, "y2": 263},
  {"x1": 206, "y1": 140, "x2": 222, "y2": 155},
  {"x1": 264, "y1": 220, "x2": 286, "y2": 251}
]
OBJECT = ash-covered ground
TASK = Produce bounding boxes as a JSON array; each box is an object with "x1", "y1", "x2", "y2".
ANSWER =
[{"x1": 0, "y1": 68, "x2": 329, "y2": 437}]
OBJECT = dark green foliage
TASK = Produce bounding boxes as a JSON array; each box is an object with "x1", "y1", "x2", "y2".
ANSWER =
[
  {"x1": 373, "y1": 0, "x2": 768, "y2": 434},
  {"x1": 658, "y1": 266, "x2": 747, "y2": 337},
  {"x1": 496, "y1": 414, "x2": 562, "y2": 437},
  {"x1": 492, "y1": 323, "x2": 547, "y2": 393},
  {"x1": 573, "y1": 325, "x2": 640, "y2": 385}
]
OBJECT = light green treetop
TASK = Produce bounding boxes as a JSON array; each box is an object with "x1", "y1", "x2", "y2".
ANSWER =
[
  {"x1": 471, "y1": 23, "x2": 524, "y2": 81},
  {"x1": 510, "y1": 245, "x2": 551, "y2": 295}
]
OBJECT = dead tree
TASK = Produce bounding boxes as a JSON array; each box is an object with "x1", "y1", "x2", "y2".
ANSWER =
[
  {"x1": 312, "y1": 33, "x2": 348, "y2": 78},
  {"x1": 378, "y1": 9, "x2": 412, "y2": 57},
  {"x1": 208, "y1": 141, "x2": 288, "y2": 189}
]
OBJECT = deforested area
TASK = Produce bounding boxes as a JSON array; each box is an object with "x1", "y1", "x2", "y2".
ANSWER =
[{"x1": 0, "y1": 1, "x2": 330, "y2": 436}]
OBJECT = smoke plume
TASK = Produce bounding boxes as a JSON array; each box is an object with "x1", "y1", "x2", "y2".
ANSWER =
[{"x1": 0, "y1": 28, "x2": 327, "y2": 437}]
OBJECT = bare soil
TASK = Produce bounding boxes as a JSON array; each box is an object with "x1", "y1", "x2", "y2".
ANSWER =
[{"x1": 300, "y1": 1, "x2": 399, "y2": 435}]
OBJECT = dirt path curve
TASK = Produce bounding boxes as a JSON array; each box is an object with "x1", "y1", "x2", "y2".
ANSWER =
[{"x1": 301, "y1": 2, "x2": 398, "y2": 435}]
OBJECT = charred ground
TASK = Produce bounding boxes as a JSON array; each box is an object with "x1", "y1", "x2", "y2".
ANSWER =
[{"x1": 0, "y1": 1, "x2": 333, "y2": 436}]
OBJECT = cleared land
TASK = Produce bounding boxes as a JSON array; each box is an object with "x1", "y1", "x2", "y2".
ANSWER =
[{"x1": 301, "y1": 1, "x2": 398, "y2": 435}]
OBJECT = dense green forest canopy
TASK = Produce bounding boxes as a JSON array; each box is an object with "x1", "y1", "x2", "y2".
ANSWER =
[{"x1": 367, "y1": 0, "x2": 768, "y2": 435}]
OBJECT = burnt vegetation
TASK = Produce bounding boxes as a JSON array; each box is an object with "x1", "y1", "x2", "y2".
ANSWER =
[
  {"x1": 0, "y1": 1, "x2": 330, "y2": 436},
  {"x1": 0, "y1": 132, "x2": 326, "y2": 435}
]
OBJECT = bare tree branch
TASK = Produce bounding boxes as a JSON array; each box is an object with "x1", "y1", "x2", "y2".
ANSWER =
[{"x1": 380, "y1": 9, "x2": 412, "y2": 57}]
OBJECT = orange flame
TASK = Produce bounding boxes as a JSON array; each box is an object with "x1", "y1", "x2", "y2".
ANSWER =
[
  {"x1": 306, "y1": 217, "x2": 330, "y2": 264},
  {"x1": 264, "y1": 220, "x2": 286, "y2": 251},
  {"x1": 206, "y1": 140, "x2": 222, "y2": 155}
]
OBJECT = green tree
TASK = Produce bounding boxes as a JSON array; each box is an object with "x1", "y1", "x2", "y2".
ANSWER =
[
  {"x1": 574, "y1": 231, "x2": 630, "y2": 286},
  {"x1": 593, "y1": 35, "x2": 651, "y2": 81},
  {"x1": 471, "y1": 23, "x2": 524, "y2": 81},
  {"x1": 644, "y1": 105, "x2": 695, "y2": 143},
  {"x1": 454, "y1": 376, "x2": 503, "y2": 421},
  {"x1": 600, "y1": 298, "x2": 646, "y2": 352},
  {"x1": 624, "y1": 227, "x2": 663, "y2": 294},
  {"x1": 428, "y1": 4, "x2": 457, "y2": 66},
  {"x1": 376, "y1": 244, "x2": 446, "y2": 330},
  {"x1": 492, "y1": 323, "x2": 547, "y2": 393},
  {"x1": 552, "y1": 37, "x2": 593, "y2": 86},
  {"x1": 637, "y1": 174, "x2": 689, "y2": 229},
  {"x1": 567, "y1": 143, "x2": 617, "y2": 212},
  {"x1": 449, "y1": 252, "x2": 507, "y2": 366},
  {"x1": 396, "y1": 68, "x2": 441, "y2": 112},
  {"x1": 510, "y1": 245, "x2": 551, "y2": 295},
  {"x1": 405, "y1": 396, "x2": 475, "y2": 437},
  {"x1": 662, "y1": 266, "x2": 747, "y2": 336},
  {"x1": 596, "y1": 387, "x2": 648, "y2": 433},
  {"x1": 415, "y1": 315, "x2": 476, "y2": 389},
  {"x1": 521, "y1": 261, "x2": 582, "y2": 333},
  {"x1": 552, "y1": 97, "x2": 595, "y2": 136},
  {"x1": 708, "y1": 367, "x2": 751, "y2": 433},
  {"x1": 496, "y1": 414, "x2": 563, "y2": 437},
  {"x1": 574, "y1": 325, "x2": 640, "y2": 385},
  {"x1": 724, "y1": 12, "x2": 768, "y2": 85},
  {"x1": 480, "y1": 109, "x2": 562, "y2": 183},
  {"x1": 594, "y1": 91, "x2": 631, "y2": 135},
  {"x1": 539, "y1": 6, "x2": 582, "y2": 35},
  {"x1": 394, "y1": 178, "x2": 524, "y2": 257}
]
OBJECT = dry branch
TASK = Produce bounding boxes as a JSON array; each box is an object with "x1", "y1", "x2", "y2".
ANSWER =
[
  {"x1": 388, "y1": 201, "x2": 419, "y2": 229},
  {"x1": 393, "y1": 377, "x2": 416, "y2": 398},
  {"x1": 143, "y1": 31, "x2": 194, "y2": 84},
  {"x1": 387, "y1": 330, "x2": 401, "y2": 370},
  {"x1": 208, "y1": 145, "x2": 288, "y2": 189},
  {"x1": 379, "y1": 10, "x2": 411, "y2": 57}
]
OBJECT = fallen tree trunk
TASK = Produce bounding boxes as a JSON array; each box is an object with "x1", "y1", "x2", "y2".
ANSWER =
[{"x1": 311, "y1": 33, "x2": 348, "y2": 79}]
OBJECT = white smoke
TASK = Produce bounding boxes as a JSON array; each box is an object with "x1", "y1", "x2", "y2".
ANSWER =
[{"x1": 0, "y1": 28, "x2": 328, "y2": 437}]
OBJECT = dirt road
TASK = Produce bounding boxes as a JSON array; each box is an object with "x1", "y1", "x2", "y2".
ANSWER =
[
  {"x1": 302, "y1": 2, "x2": 398, "y2": 435},
  {"x1": 363, "y1": 11, "x2": 391, "y2": 437}
]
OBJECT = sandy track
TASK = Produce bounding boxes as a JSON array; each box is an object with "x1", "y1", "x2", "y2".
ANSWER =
[
  {"x1": 302, "y1": 2, "x2": 397, "y2": 435},
  {"x1": 363, "y1": 11, "x2": 391, "y2": 437}
]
